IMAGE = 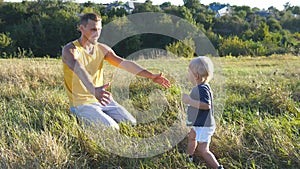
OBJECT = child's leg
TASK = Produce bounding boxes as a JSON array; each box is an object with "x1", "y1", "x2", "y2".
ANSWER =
[
  {"x1": 196, "y1": 142, "x2": 220, "y2": 168},
  {"x1": 186, "y1": 128, "x2": 197, "y2": 156}
]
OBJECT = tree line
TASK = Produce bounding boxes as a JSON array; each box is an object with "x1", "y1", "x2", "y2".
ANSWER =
[{"x1": 0, "y1": 0, "x2": 300, "y2": 58}]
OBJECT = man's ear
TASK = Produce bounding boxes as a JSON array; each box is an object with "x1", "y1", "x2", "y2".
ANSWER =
[{"x1": 78, "y1": 24, "x2": 84, "y2": 31}]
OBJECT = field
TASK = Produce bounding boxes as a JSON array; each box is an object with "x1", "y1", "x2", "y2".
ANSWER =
[{"x1": 0, "y1": 55, "x2": 299, "y2": 169}]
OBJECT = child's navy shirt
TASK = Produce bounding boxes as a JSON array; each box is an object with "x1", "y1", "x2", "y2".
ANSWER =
[{"x1": 187, "y1": 84, "x2": 215, "y2": 127}]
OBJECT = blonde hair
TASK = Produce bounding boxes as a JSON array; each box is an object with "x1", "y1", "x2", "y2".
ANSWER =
[{"x1": 189, "y1": 56, "x2": 214, "y2": 83}]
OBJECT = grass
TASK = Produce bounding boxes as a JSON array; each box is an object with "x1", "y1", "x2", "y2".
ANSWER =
[{"x1": 0, "y1": 55, "x2": 299, "y2": 168}]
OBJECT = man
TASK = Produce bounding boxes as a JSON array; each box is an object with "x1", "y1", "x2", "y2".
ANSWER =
[{"x1": 62, "y1": 13, "x2": 171, "y2": 130}]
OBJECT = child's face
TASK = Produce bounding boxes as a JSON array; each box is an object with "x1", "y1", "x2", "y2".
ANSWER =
[{"x1": 188, "y1": 67, "x2": 198, "y2": 85}]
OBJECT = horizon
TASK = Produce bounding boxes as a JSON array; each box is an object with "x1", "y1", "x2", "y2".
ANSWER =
[
  {"x1": 72, "y1": 0, "x2": 300, "y2": 11},
  {"x1": 3, "y1": 0, "x2": 300, "y2": 11}
]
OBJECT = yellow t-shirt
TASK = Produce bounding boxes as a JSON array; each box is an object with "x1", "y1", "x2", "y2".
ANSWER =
[{"x1": 63, "y1": 40, "x2": 104, "y2": 107}]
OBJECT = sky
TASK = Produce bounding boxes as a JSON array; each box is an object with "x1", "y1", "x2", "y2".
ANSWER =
[{"x1": 4, "y1": 0, "x2": 300, "y2": 11}]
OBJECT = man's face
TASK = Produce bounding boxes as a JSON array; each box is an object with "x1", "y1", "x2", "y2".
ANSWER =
[{"x1": 80, "y1": 19, "x2": 102, "y2": 44}]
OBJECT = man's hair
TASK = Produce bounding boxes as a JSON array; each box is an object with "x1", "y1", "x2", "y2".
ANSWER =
[
  {"x1": 189, "y1": 56, "x2": 214, "y2": 83},
  {"x1": 79, "y1": 13, "x2": 101, "y2": 26}
]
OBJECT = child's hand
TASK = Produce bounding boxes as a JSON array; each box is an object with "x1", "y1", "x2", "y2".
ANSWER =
[{"x1": 182, "y1": 94, "x2": 191, "y2": 104}]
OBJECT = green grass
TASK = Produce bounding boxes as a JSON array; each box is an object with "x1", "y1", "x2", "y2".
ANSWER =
[{"x1": 0, "y1": 55, "x2": 299, "y2": 168}]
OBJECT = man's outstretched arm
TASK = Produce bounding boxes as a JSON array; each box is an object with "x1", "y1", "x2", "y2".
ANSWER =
[{"x1": 100, "y1": 43, "x2": 171, "y2": 88}]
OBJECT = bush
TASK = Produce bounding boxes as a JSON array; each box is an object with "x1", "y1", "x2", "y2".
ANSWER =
[
  {"x1": 0, "y1": 32, "x2": 12, "y2": 57},
  {"x1": 166, "y1": 38, "x2": 195, "y2": 58},
  {"x1": 219, "y1": 36, "x2": 249, "y2": 56}
]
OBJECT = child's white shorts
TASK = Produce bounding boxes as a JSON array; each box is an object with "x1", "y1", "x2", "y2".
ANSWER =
[{"x1": 192, "y1": 126, "x2": 216, "y2": 143}]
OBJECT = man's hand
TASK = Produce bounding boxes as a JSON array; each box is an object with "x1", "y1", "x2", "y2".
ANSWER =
[
  {"x1": 152, "y1": 73, "x2": 171, "y2": 88},
  {"x1": 95, "y1": 83, "x2": 111, "y2": 106}
]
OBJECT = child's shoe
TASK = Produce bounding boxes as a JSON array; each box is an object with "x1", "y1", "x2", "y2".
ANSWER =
[
  {"x1": 217, "y1": 165, "x2": 224, "y2": 169},
  {"x1": 186, "y1": 155, "x2": 193, "y2": 163}
]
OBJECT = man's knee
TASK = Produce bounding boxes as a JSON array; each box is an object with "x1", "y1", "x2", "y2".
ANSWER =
[
  {"x1": 95, "y1": 117, "x2": 120, "y2": 130},
  {"x1": 110, "y1": 107, "x2": 136, "y2": 125},
  {"x1": 126, "y1": 117, "x2": 137, "y2": 125}
]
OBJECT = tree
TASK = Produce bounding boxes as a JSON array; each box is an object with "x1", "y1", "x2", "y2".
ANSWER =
[
  {"x1": 160, "y1": 2, "x2": 171, "y2": 9},
  {"x1": 252, "y1": 22, "x2": 270, "y2": 41},
  {"x1": 107, "y1": 7, "x2": 128, "y2": 18},
  {"x1": 163, "y1": 5, "x2": 194, "y2": 23},
  {"x1": 236, "y1": 10, "x2": 247, "y2": 19},
  {"x1": 183, "y1": 0, "x2": 201, "y2": 10},
  {"x1": 0, "y1": 2, "x2": 28, "y2": 29},
  {"x1": 6, "y1": 1, "x2": 80, "y2": 57},
  {"x1": 284, "y1": 2, "x2": 291, "y2": 11},
  {"x1": 292, "y1": 6, "x2": 300, "y2": 15},
  {"x1": 194, "y1": 12, "x2": 214, "y2": 30},
  {"x1": 213, "y1": 15, "x2": 249, "y2": 37},
  {"x1": 280, "y1": 10, "x2": 300, "y2": 33},
  {"x1": 242, "y1": 29, "x2": 254, "y2": 41},
  {"x1": 233, "y1": 5, "x2": 252, "y2": 13},
  {"x1": 132, "y1": 0, "x2": 161, "y2": 13},
  {"x1": 267, "y1": 17, "x2": 282, "y2": 32}
]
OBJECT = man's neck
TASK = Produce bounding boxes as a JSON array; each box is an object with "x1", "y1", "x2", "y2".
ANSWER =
[{"x1": 79, "y1": 37, "x2": 95, "y2": 54}]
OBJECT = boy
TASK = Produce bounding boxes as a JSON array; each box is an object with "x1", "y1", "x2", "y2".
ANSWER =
[{"x1": 182, "y1": 56, "x2": 223, "y2": 169}]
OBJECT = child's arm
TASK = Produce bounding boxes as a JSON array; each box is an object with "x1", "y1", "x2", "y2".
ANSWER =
[{"x1": 182, "y1": 94, "x2": 211, "y2": 110}]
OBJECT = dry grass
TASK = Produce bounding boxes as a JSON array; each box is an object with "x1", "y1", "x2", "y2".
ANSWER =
[{"x1": 0, "y1": 55, "x2": 299, "y2": 168}]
